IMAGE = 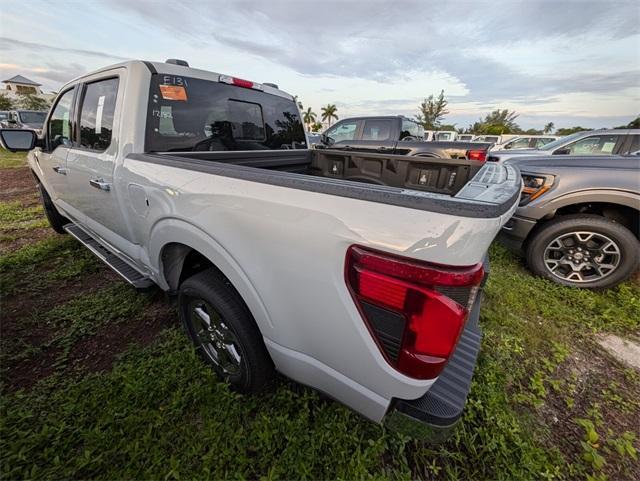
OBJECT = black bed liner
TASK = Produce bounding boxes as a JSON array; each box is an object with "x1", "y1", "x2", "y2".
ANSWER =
[{"x1": 127, "y1": 150, "x2": 520, "y2": 219}]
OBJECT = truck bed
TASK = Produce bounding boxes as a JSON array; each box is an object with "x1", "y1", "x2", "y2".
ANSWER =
[{"x1": 135, "y1": 149, "x2": 518, "y2": 218}]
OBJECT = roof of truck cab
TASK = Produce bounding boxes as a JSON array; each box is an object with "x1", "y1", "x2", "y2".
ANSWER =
[{"x1": 60, "y1": 59, "x2": 294, "y2": 100}]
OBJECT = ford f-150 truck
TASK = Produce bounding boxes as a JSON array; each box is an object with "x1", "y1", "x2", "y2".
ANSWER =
[
  {"x1": 319, "y1": 115, "x2": 491, "y2": 161},
  {"x1": 0, "y1": 59, "x2": 520, "y2": 440}
]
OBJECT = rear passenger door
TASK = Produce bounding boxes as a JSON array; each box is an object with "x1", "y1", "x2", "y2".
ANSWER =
[
  {"x1": 348, "y1": 118, "x2": 397, "y2": 153},
  {"x1": 64, "y1": 72, "x2": 133, "y2": 252}
]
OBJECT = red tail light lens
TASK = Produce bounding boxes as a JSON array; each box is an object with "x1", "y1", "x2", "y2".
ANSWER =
[
  {"x1": 467, "y1": 149, "x2": 487, "y2": 162},
  {"x1": 345, "y1": 245, "x2": 483, "y2": 379},
  {"x1": 218, "y1": 75, "x2": 263, "y2": 90}
]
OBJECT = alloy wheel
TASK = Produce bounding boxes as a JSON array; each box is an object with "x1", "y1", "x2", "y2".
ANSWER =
[
  {"x1": 188, "y1": 299, "x2": 242, "y2": 375},
  {"x1": 543, "y1": 231, "x2": 621, "y2": 283}
]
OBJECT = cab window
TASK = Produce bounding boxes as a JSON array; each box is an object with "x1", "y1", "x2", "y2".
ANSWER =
[
  {"x1": 325, "y1": 120, "x2": 359, "y2": 142},
  {"x1": 505, "y1": 137, "x2": 531, "y2": 149},
  {"x1": 47, "y1": 88, "x2": 75, "y2": 150},
  {"x1": 401, "y1": 119, "x2": 424, "y2": 139},
  {"x1": 79, "y1": 78, "x2": 119, "y2": 151},
  {"x1": 563, "y1": 135, "x2": 620, "y2": 155},
  {"x1": 362, "y1": 119, "x2": 392, "y2": 141}
]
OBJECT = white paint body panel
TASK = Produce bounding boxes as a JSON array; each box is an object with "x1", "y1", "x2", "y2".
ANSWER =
[{"x1": 28, "y1": 60, "x2": 519, "y2": 422}]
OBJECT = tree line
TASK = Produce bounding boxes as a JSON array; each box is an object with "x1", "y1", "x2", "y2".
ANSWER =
[
  {"x1": 0, "y1": 92, "x2": 51, "y2": 111},
  {"x1": 415, "y1": 90, "x2": 640, "y2": 135}
]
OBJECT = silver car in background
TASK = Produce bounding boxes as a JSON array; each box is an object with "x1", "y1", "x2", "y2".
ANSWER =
[{"x1": 489, "y1": 129, "x2": 640, "y2": 162}]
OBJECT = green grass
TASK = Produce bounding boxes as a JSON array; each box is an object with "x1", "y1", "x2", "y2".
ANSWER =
[
  {"x1": 0, "y1": 149, "x2": 27, "y2": 168},
  {"x1": 0, "y1": 200, "x2": 48, "y2": 230},
  {"x1": 1, "y1": 206, "x2": 639, "y2": 480}
]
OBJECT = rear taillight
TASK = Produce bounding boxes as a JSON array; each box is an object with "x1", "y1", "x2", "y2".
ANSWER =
[
  {"x1": 345, "y1": 245, "x2": 483, "y2": 380},
  {"x1": 467, "y1": 149, "x2": 487, "y2": 162},
  {"x1": 218, "y1": 75, "x2": 263, "y2": 90}
]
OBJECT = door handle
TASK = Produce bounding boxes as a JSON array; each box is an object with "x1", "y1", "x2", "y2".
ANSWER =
[
  {"x1": 53, "y1": 165, "x2": 67, "y2": 175},
  {"x1": 89, "y1": 178, "x2": 111, "y2": 191},
  {"x1": 342, "y1": 145, "x2": 353, "y2": 151}
]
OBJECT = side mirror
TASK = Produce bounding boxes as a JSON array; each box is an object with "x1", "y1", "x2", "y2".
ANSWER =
[
  {"x1": 320, "y1": 133, "x2": 334, "y2": 146},
  {"x1": 0, "y1": 129, "x2": 37, "y2": 152},
  {"x1": 553, "y1": 147, "x2": 570, "y2": 155},
  {"x1": 7, "y1": 118, "x2": 17, "y2": 124}
]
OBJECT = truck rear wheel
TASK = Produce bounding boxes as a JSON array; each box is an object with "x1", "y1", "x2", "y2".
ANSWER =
[
  {"x1": 37, "y1": 183, "x2": 69, "y2": 234},
  {"x1": 178, "y1": 268, "x2": 274, "y2": 393},
  {"x1": 526, "y1": 214, "x2": 640, "y2": 290}
]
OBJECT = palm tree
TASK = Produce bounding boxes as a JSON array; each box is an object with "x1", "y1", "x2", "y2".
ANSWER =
[
  {"x1": 302, "y1": 107, "x2": 317, "y2": 132},
  {"x1": 543, "y1": 122, "x2": 555, "y2": 134},
  {"x1": 321, "y1": 104, "x2": 339, "y2": 127}
]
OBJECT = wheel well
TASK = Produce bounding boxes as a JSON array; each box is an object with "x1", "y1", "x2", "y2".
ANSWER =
[
  {"x1": 551, "y1": 202, "x2": 639, "y2": 239},
  {"x1": 161, "y1": 243, "x2": 229, "y2": 293}
]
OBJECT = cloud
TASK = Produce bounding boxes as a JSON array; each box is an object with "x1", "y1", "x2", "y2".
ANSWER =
[
  {"x1": 0, "y1": 37, "x2": 128, "y2": 61},
  {"x1": 105, "y1": 0, "x2": 640, "y2": 105}
]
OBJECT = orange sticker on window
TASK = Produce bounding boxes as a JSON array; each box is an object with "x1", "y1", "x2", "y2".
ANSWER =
[{"x1": 159, "y1": 84, "x2": 187, "y2": 101}]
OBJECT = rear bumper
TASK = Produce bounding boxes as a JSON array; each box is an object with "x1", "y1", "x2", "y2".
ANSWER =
[
  {"x1": 497, "y1": 214, "x2": 538, "y2": 253},
  {"x1": 383, "y1": 261, "x2": 487, "y2": 442}
]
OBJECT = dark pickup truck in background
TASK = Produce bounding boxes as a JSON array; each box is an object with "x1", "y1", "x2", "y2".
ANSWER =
[{"x1": 319, "y1": 115, "x2": 491, "y2": 161}]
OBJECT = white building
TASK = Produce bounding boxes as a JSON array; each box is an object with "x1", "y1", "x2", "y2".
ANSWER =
[{"x1": 2, "y1": 75, "x2": 56, "y2": 103}]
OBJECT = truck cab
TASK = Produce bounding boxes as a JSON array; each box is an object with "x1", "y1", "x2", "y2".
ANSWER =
[{"x1": 322, "y1": 115, "x2": 424, "y2": 154}]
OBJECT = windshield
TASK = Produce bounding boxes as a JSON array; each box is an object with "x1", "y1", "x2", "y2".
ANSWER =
[
  {"x1": 18, "y1": 111, "x2": 47, "y2": 124},
  {"x1": 539, "y1": 132, "x2": 585, "y2": 151},
  {"x1": 146, "y1": 75, "x2": 306, "y2": 152}
]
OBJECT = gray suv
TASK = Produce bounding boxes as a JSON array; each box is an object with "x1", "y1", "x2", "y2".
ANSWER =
[
  {"x1": 488, "y1": 129, "x2": 640, "y2": 162},
  {"x1": 499, "y1": 155, "x2": 640, "y2": 289}
]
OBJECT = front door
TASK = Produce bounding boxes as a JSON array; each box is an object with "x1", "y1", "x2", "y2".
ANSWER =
[{"x1": 36, "y1": 87, "x2": 76, "y2": 204}]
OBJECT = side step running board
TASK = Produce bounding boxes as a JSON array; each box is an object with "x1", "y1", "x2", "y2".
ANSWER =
[{"x1": 64, "y1": 223, "x2": 155, "y2": 289}]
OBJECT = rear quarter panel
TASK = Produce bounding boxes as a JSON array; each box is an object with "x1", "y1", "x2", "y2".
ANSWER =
[{"x1": 121, "y1": 157, "x2": 514, "y2": 420}]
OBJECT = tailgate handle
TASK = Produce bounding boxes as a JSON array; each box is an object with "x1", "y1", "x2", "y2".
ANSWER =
[
  {"x1": 377, "y1": 146, "x2": 390, "y2": 152},
  {"x1": 52, "y1": 165, "x2": 67, "y2": 175},
  {"x1": 89, "y1": 178, "x2": 111, "y2": 192}
]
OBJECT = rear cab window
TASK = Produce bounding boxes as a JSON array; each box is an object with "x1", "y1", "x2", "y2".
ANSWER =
[
  {"x1": 361, "y1": 119, "x2": 392, "y2": 141},
  {"x1": 146, "y1": 75, "x2": 306, "y2": 152},
  {"x1": 401, "y1": 119, "x2": 424, "y2": 139}
]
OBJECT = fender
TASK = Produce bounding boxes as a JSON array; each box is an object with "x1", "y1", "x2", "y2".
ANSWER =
[
  {"x1": 533, "y1": 189, "x2": 640, "y2": 219},
  {"x1": 147, "y1": 217, "x2": 275, "y2": 333}
]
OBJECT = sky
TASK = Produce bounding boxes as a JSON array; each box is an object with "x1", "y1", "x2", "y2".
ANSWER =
[{"x1": 1, "y1": 0, "x2": 639, "y2": 130}]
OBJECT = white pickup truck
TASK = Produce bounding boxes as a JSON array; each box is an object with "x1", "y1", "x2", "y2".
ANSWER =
[{"x1": 0, "y1": 59, "x2": 521, "y2": 440}]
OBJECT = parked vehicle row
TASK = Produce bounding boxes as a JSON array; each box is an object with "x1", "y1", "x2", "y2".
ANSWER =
[
  {"x1": 489, "y1": 129, "x2": 640, "y2": 162},
  {"x1": 0, "y1": 59, "x2": 522, "y2": 441},
  {"x1": 0, "y1": 109, "x2": 47, "y2": 135}
]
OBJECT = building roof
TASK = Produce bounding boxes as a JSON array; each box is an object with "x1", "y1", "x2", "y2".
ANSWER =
[{"x1": 2, "y1": 75, "x2": 41, "y2": 86}]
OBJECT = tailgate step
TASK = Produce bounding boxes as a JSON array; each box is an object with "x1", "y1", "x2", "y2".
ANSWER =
[
  {"x1": 386, "y1": 291, "x2": 483, "y2": 441},
  {"x1": 64, "y1": 223, "x2": 154, "y2": 289}
]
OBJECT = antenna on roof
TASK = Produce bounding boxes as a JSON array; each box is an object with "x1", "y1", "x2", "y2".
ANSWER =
[{"x1": 165, "y1": 59, "x2": 189, "y2": 67}]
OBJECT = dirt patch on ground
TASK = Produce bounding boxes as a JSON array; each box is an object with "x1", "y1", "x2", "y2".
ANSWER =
[
  {"x1": 533, "y1": 341, "x2": 640, "y2": 480},
  {"x1": 67, "y1": 302, "x2": 176, "y2": 375},
  {"x1": 0, "y1": 166, "x2": 38, "y2": 203},
  {"x1": 0, "y1": 227, "x2": 53, "y2": 255},
  {"x1": 1, "y1": 283, "x2": 176, "y2": 392}
]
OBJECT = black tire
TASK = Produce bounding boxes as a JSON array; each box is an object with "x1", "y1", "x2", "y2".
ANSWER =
[
  {"x1": 178, "y1": 268, "x2": 274, "y2": 393},
  {"x1": 526, "y1": 214, "x2": 640, "y2": 289},
  {"x1": 37, "y1": 183, "x2": 69, "y2": 234}
]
